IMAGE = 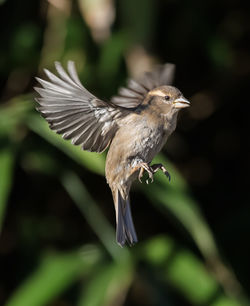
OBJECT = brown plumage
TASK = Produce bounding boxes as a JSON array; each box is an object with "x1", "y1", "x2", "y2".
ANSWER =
[{"x1": 35, "y1": 61, "x2": 190, "y2": 247}]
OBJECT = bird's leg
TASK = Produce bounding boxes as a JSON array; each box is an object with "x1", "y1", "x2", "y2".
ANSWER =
[
  {"x1": 136, "y1": 162, "x2": 154, "y2": 184},
  {"x1": 130, "y1": 162, "x2": 154, "y2": 183},
  {"x1": 150, "y1": 163, "x2": 171, "y2": 181}
]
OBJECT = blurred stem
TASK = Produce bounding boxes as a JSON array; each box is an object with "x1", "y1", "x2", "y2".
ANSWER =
[
  {"x1": 39, "y1": 0, "x2": 71, "y2": 71},
  {"x1": 146, "y1": 154, "x2": 218, "y2": 258},
  {"x1": 145, "y1": 154, "x2": 246, "y2": 303},
  {"x1": 61, "y1": 171, "x2": 128, "y2": 261}
]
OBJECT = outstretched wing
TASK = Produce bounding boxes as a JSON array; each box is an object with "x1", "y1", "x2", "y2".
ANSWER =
[
  {"x1": 111, "y1": 63, "x2": 175, "y2": 108},
  {"x1": 35, "y1": 61, "x2": 126, "y2": 153}
]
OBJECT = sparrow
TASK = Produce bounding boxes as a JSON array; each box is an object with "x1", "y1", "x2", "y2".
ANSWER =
[{"x1": 34, "y1": 61, "x2": 190, "y2": 247}]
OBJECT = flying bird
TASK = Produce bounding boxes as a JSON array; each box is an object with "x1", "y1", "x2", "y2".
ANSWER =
[{"x1": 34, "y1": 61, "x2": 190, "y2": 247}]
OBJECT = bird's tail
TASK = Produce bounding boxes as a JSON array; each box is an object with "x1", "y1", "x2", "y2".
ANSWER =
[{"x1": 112, "y1": 188, "x2": 138, "y2": 247}]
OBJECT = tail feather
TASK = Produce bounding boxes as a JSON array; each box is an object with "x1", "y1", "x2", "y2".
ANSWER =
[
  {"x1": 116, "y1": 190, "x2": 126, "y2": 246},
  {"x1": 114, "y1": 189, "x2": 138, "y2": 247},
  {"x1": 123, "y1": 196, "x2": 138, "y2": 245}
]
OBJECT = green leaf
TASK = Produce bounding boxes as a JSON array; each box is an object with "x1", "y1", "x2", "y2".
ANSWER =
[
  {"x1": 0, "y1": 95, "x2": 32, "y2": 136},
  {"x1": 0, "y1": 146, "x2": 15, "y2": 231},
  {"x1": 27, "y1": 114, "x2": 105, "y2": 175},
  {"x1": 78, "y1": 259, "x2": 133, "y2": 306},
  {"x1": 166, "y1": 250, "x2": 218, "y2": 304},
  {"x1": 211, "y1": 297, "x2": 242, "y2": 306},
  {"x1": 6, "y1": 246, "x2": 101, "y2": 306},
  {"x1": 141, "y1": 236, "x2": 218, "y2": 305}
]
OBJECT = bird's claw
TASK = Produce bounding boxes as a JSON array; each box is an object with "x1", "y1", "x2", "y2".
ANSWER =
[
  {"x1": 138, "y1": 167, "x2": 144, "y2": 183},
  {"x1": 137, "y1": 163, "x2": 154, "y2": 184},
  {"x1": 136, "y1": 163, "x2": 170, "y2": 184},
  {"x1": 146, "y1": 172, "x2": 154, "y2": 184},
  {"x1": 151, "y1": 163, "x2": 171, "y2": 182},
  {"x1": 163, "y1": 170, "x2": 171, "y2": 182},
  {"x1": 146, "y1": 177, "x2": 153, "y2": 184}
]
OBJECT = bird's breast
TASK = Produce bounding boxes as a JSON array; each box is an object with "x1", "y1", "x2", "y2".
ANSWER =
[
  {"x1": 117, "y1": 114, "x2": 167, "y2": 163},
  {"x1": 132, "y1": 126, "x2": 166, "y2": 162},
  {"x1": 105, "y1": 112, "x2": 172, "y2": 185}
]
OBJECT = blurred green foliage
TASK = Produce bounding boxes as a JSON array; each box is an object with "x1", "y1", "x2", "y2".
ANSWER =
[{"x1": 0, "y1": 0, "x2": 249, "y2": 305}]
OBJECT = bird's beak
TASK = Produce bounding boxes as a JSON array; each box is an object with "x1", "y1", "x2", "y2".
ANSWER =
[{"x1": 173, "y1": 97, "x2": 190, "y2": 109}]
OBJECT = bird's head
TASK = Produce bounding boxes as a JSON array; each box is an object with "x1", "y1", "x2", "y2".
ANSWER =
[{"x1": 146, "y1": 85, "x2": 190, "y2": 113}]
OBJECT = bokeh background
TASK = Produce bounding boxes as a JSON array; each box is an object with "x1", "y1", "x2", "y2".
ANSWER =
[{"x1": 0, "y1": 0, "x2": 250, "y2": 305}]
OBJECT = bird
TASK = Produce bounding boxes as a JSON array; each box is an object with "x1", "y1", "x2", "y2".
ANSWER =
[{"x1": 34, "y1": 61, "x2": 190, "y2": 247}]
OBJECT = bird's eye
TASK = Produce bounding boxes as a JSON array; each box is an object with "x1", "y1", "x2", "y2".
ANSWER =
[{"x1": 164, "y1": 95, "x2": 170, "y2": 101}]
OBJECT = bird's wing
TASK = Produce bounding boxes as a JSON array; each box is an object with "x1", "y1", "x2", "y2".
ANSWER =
[
  {"x1": 35, "y1": 61, "x2": 127, "y2": 153},
  {"x1": 111, "y1": 63, "x2": 175, "y2": 108}
]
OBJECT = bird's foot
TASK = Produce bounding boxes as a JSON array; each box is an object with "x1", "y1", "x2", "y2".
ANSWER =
[
  {"x1": 137, "y1": 163, "x2": 154, "y2": 184},
  {"x1": 133, "y1": 163, "x2": 171, "y2": 184},
  {"x1": 150, "y1": 163, "x2": 171, "y2": 181}
]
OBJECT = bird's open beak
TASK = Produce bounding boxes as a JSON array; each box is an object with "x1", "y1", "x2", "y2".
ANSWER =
[{"x1": 173, "y1": 97, "x2": 190, "y2": 109}]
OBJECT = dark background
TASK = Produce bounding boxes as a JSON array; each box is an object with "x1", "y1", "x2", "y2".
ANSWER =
[{"x1": 0, "y1": 0, "x2": 250, "y2": 305}]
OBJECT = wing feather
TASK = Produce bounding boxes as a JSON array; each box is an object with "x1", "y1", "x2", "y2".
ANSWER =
[
  {"x1": 35, "y1": 61, "x2": 175, "y2": 152},
  {"x1": 35, "y1": 61, "x2": 126, "y2": 153},
  {"x1": 111, "y1": 63, "x2": 175, "y2": 108}
]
